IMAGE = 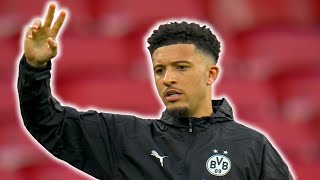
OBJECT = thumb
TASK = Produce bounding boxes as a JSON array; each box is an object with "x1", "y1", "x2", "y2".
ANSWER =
[{"x1": 47, "y1": 37, "x2": 57, "y2": 55}]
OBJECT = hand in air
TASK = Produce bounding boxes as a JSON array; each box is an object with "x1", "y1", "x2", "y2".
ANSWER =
[{"x1": 24, "y1": 3, "x2": 66, "y2": 68}]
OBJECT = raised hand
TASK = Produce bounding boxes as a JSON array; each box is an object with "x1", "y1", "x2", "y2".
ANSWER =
[{"x1": 24, "y1": 3, "x2": 66, "y2": 68}]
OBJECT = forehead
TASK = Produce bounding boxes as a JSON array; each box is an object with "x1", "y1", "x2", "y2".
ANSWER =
[{"x1": 152, "y1": 44, "x2": 197, "y2": 63}]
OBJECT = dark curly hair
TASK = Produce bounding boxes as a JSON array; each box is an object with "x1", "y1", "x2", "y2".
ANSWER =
[{"x1": 147, "y1": 21, "x2": 221, "y2": 63}]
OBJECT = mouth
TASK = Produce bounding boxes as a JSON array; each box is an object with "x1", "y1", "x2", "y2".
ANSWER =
[{"x1": 164, "y1": 89, "x2": 182, "y2": 102}]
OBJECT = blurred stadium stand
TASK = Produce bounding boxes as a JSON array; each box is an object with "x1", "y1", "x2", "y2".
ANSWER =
[
  {"x1": 55, "y1": 77, "x2": 161, "y2": 115},
  {"x1": 215, "y1": 78, "x2": 278, "y2": 122},
  {"x1": 1, "y1": 0, "x2": 320, "y2": 179}
]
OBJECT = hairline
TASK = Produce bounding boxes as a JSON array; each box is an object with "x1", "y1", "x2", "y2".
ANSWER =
[{"x1": 151, "y1": 42, "x2": 216, "y2": 64}]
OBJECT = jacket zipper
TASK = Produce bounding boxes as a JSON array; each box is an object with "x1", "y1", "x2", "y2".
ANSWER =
[
  {"x1": 189, "y1": 119, "x2": 193, "y2": 133},
  {"x1": 182, "y1": 119, "x2": 194, "y2": 180}
]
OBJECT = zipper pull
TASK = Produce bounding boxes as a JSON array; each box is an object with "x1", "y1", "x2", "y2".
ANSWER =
[{"x1": 189, "y1": 119, "x2": 193, "y2": 133}]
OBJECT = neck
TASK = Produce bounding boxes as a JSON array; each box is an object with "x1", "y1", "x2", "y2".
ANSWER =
[{"x1": 188, "y1": 100, "x2": 213, "y2": 118}]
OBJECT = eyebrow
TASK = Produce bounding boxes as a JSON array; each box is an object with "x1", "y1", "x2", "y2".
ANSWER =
[
  {"x1": 172, "y1": 60, "x2": 192, "y2": 65},
  {"x1": 153, "y1": 60, "x2": 192, "y2": 69}
]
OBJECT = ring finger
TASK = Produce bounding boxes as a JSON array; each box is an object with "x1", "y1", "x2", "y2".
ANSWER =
[{"x1": 31, "y1": 19, "x2": 42, "y2": 37}]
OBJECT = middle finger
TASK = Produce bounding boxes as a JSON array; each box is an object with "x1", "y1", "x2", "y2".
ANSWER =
[{"x1": 43, "y1": 3, "x2": 56, "y2": 28}]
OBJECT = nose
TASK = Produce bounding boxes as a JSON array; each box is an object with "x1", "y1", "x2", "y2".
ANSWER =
[{"x1": 163, "y1": 69, "x2": 176, "y2": 86}]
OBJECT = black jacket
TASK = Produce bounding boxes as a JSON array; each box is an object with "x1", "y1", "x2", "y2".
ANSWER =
[{"x1": 18, "y1": 56, "x2": 293, "y2": 180}]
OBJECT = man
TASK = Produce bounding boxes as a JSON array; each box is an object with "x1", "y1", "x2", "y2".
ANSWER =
[{"x1": 18, "y1": 3, "x2": 293, "y2": 180}]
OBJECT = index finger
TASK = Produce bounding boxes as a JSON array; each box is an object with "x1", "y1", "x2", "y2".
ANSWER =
[
  {"x1": 51, "y1": 11, "x2": 67, "y2": 38},
  {"x1": 43, "y1": 3, "x2": 56, "y2": 28}
]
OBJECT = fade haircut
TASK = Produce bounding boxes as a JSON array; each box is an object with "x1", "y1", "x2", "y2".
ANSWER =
[{"x1": 147, "y1": 21, "x2": 221, "y2": 63}]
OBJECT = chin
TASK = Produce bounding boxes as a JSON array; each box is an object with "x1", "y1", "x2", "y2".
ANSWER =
[
  {"x1": 166, "y1": 106, "x2": 189, "y2": 118},
  {"x1": 165, "y1": 103, "x2": 189, "y2": 118},
  {"x1": 166, "y1": 101, "x2": 186, "y2": 109}
]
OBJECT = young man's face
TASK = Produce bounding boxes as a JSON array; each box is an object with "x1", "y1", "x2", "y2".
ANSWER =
[{"x1": 152, "y1": 43, "x2": 219, "y2": 117}]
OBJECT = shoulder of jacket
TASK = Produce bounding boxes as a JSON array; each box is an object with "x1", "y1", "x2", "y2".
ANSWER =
[{"x1": 223, "y1": 121, "x2": 267, "y2": 142}]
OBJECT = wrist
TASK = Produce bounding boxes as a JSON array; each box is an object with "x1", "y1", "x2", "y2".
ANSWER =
[{"x1": 26, "y1": 58, "x2": 48, "y2": 69}]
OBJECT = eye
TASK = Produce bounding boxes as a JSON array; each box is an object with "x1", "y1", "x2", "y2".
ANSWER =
[
  {"x1": 155, "y1": 68, "x2": 164, "y2": 75},
  {"x1": 177, "y1": 65, "x2": 188, "y2": 71}
]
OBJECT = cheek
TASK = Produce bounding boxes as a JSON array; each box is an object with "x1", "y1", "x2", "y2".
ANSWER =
[
  {"x1": 154, "y1": 78, "x2": 164, "y2": 95},
  {"x1": 187, "y1": 73, "x2": 207, "y2": 94},
  {"x1": 189, "y1": 69, "x2": 206, "y2": 85},
  {"x1": 154, "y1": 75, "x2": 160, "y2": 85}
]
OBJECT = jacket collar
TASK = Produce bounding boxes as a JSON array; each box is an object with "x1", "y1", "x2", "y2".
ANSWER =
[{"x1": 159, "y1": 98, "x2": 234, "y2": 127}]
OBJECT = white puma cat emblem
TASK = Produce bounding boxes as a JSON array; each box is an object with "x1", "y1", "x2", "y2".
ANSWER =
[{"x1": 151, "y1": 150, "x2": 168, "y2": 167}]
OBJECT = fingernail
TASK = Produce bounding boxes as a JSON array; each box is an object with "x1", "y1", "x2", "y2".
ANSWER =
[{"x1": 27, "y1": 35, "x2": 33, "y2": 39}]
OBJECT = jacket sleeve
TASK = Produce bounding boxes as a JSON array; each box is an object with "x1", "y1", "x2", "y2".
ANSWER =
[
  {"x1": 259, "y1": 137, "x2": 294, "y2": 180},
  {"x1": 17, "y1": 55, "x2": 121, "y2": 179}
]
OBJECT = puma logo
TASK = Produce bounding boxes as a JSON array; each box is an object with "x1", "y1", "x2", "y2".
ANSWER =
[{"x1": 151, "y1": 150, "x2": 168, "y2": 167}]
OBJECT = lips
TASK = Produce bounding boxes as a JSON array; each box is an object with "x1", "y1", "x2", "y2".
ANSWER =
[{"x1": 164, "y1": 88, "x2": 182, "y2": 102}]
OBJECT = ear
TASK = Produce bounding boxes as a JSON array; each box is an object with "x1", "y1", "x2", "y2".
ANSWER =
[{"x1": 207, "y1": 65, "x2": 219, "y2": 85}]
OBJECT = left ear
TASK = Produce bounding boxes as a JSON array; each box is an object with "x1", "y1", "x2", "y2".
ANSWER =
[{"x1": 207, "y1": 65, "x2": 219, "y2": 85}]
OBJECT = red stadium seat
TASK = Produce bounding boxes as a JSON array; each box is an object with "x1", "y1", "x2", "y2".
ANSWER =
[
  {"x1": 0, "y1": 119, "x2": 32, "y2": 147},
  {"x1": 98, "y1": 0, "x2": 207, "y2": 38},
  {"x1": 105, "y1": 0, "x2": 206, "y2": 24},
  {"x1": 17, "y1": 162, "x2": 91, "y2": 180},
  {"x1": 0, "y1": 118, "x2": 50, "y2": 173},
  {"x1": 0, "y1": 117, "x2": 90, "y2": 179},
  {"x1": 0, "y1": 0, "x2": 46, "y2": 21},
  {"x1": 55, "y1": 78, "x2": 161, "y2": 115},
  {"x1": 208, "y1": 0, "x2": 316, "y2": 35},
  {"x1": 0, "y1": 81, "x2": 17, "y2": 122},
  {"x1": 251, "y1": 120, "x2": 318, "y2": 164},
  {"x1": 234, "y1": 29, "x2": 320, "y2": 79},
  {"x1": 0, "y1": 0, "x2": 93, "y2": 38},
  {"x1": 0, "y1": 170, "x2": 22, "y2": 180},
  {"x1": 0, "y1": 0, "x2": 44, "y2": 38},
  {"x1": 0, "y1": 0, "x2": 88, "y2": 37},
  {"x1": 0, "y1": 40, "x2": 19, "y2": 81},
  {"x1": 244, "y1": 0, "x2": 316, "y2": 27},
  {"x1": 292, "y1": 162, "x2": 320, "y2": 180},
  {"x1": 310, "y1": 0, "x2": 320, "y2": 23},
  {"x1": 54, "y1": 37, "x2": 129, "y2": 80},
  {"x1": 58, "y1": 0, "x2": 94, "y2": 20},
  {"x1": 214, "y1": 78, "x2": 278, "y2": 121},
  {"x1": 271, "y1": 74, "x2": 320, "y2": 123},
  {"x1": 58, "y1": 0, "x2": 101, "y2": 36}
]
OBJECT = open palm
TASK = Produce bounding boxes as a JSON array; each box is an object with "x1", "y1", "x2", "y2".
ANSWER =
[{"x1": 24, "y1": 3, "x2": 66, "y2": 68}]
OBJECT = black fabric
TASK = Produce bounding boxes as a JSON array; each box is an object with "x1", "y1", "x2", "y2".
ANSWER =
[{"x1": 18, "y1": 55, "x2": 294, "y2": 180}]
